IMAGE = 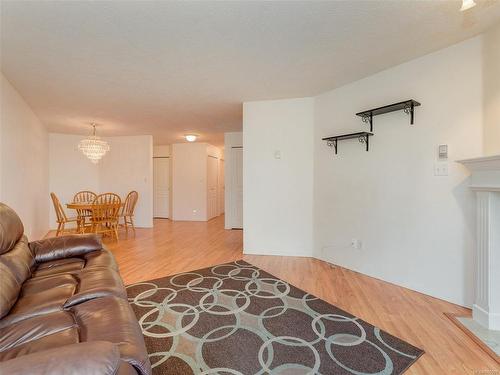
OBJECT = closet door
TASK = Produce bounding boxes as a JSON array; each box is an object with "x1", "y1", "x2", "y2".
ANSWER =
[
  {"x1": 218, "y1": 159, "x2": 225, "y2": 215},
  {"x1": 207, "y1": 156, "x2": 218, "y2": 220},
  {"x1": 230, "y1": 148, "x2": 243, "y2": 229},
  {"x1": 153, "y1": 157, "x2": 170, "y2": 218}
]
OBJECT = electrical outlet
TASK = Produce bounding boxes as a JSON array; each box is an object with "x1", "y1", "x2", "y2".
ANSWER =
[
  {"x1": 351, "y1": 239, "x2": 362, "y2": 250},
  {"x1": 434, "y1": 162, "x2": 449, "y2": 176}
]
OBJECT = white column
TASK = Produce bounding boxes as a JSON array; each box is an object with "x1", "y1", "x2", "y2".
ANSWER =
[
  {"x1": 459, "y1": 155, "x2": 500, "y2": 331},
  {"x1": 473, "y1": 190, "x2": 500, "y2": 330}
]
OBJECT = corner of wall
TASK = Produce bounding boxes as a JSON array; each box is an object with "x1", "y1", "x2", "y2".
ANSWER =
[{"x1": 1, "y1": 73, "x2": 50, "y2": 239}]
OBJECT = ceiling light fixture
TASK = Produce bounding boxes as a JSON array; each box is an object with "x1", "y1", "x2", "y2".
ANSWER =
[
  {"x1": 185, "y1": 134, "x2": 197, "y2": 142},
  {"x1": 460, "y1": 0, "x2": 476, "y2": 11},
  {"x1": 78, "y1": 123, "x2": 110, "y2": 164}
]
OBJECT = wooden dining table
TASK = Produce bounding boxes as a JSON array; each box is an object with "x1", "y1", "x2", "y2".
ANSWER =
[
  {"x1": 66, "y1": 201, "x2": 125, "y2": 239},
  {"x1": 66, "y1": 201, "x2": 124, "y2": 210}
]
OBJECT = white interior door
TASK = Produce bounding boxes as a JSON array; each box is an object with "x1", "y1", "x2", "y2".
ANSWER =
[
  {"x1": 231, "y1": 148, "x2": 243, "y2": 229},
  {"x1": 218, "y1": 159, "x2": 225, "y2": 215},
  {"x1": 153, "y1": 157, "x2": 170, "y2": 218},
  {"x1": 207, "y1": 156, "x2": 218, "y2": 220}
]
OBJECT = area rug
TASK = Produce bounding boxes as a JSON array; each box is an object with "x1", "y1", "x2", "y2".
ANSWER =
[{"x1": 126, "y1": 260, "x2": 424, "y2": 374}]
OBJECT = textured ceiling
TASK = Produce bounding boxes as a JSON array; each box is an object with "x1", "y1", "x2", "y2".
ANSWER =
[{"x1": 1, "y1": 0, "x2": 499, "y2": 146}]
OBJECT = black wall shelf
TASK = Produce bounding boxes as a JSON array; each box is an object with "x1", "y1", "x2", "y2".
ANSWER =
[
  {"x1": 356, "y1": 99, "x2": 421, "y2": 131},
  {"x1": 322, "y1": 132, "x2": 373, "y2": 154}
]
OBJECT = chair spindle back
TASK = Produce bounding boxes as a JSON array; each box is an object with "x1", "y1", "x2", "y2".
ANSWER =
[
  {"x1": 50, "y1": 192, "x2": 67, "y2": 223},
  {"x1": 123, "y1": 191, "x2": 139, "y2": 217},
  {"x1": 92, "y1": 193, "x2": 121, "y2": 223}
]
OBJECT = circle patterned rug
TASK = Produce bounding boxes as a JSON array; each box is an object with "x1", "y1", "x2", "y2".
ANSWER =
[{"x1": 126, "y1": 260, "x2": 423, "y2": 374}]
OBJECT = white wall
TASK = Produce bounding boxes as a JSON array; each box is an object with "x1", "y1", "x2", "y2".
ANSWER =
[
  {"x1": 49, "y1": 134, "x2": 154, "y2": 228},
  {"x1": 49, "y1": 134, "x2": 99, "y2": 228},
  {"x1": 224, "y1": 132, "x2": 243, "y2": 229},
  {"x1": 1, "y1": 74, "x2": 49, "y2": 240},
  {"x1": 242, "y1": 37, "x2": 484, "y2": 307},
  {"x1": 483, "y1": 23, "x2": 500, "y2": 156},
  {"x1": 243, "y1": 98, "x2": 314, "y2": 257},
  {"x1": 171, "y1": 143, "x2": 209, "y2": 221},
  {"x1": 99, "y1": 136, "x2": 154, "y2": 228},
  {"x1": 314, "y1": 37, "x2": 482, "y2": 307}
]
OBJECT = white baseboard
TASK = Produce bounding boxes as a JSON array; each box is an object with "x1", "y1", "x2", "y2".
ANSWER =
[
  {"x1": 243, "y1": 249, "x2": 313, "y2": 258},
  {"x1": 473, "y1": 304, "x2": 500, "y2": 330}
]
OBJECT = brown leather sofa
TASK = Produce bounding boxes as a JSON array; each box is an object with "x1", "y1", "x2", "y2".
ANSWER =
[{"x1": 0, "y1": 203, "x2": 152, "y2": 375}]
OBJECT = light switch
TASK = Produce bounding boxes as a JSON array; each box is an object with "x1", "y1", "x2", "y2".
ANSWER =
[
  {"x1": 434, "y1": 162, "x2": 449, "y2": 176},
  {"x1": 274, "y1": 150, "x2": 281, "y2": 159}
]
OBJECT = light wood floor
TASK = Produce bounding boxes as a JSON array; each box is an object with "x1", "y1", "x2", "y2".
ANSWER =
[{"x1": 77, "y1": 216, "x2": 498, "y2": 374}]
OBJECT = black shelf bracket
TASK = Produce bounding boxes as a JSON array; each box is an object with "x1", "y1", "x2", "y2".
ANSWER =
[
  {"x1": 403, "y1": 101, "x2": 415, "y2": 124},
  {"x1": 361, "y1": 112, "x2": 373, "y2": 132},
  {"x1": 322, "y1": 132, "x2": 373, "y2": 155},
  {"x1": 356, "y1": 99, "x2": 420, "y2": 131},
  {"x1": 326, "y1": 139, "x2": 338, "y2": 154}
]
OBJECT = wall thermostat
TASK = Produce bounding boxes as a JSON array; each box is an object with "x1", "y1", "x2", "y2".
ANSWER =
[{"x1": 438, "y1": 144, "x2": 448, "y2": 160}]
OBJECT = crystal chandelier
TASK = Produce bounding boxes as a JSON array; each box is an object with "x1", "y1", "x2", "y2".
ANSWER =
[{"x1": 78, "y1": 124, "x2": 110, "y2": 164}]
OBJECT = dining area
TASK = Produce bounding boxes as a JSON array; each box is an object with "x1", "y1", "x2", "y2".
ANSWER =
[{"x1": 50, "y1": 190, "x2": 139, "y2": 240}]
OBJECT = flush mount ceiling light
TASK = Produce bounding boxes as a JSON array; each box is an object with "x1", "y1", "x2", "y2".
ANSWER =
[
  {"x1": 185, "y1": 134, "x2": 197, "y2": 142},
  {"x1": 78, "y1": 123, "x2": 110, "y2": 164},
  {"x1": 460, "y1": 0, "x2": 476, "y2": 11}
]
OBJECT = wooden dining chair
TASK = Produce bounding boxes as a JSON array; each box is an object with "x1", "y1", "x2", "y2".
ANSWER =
[
  {"x1": 73, "y1": 190, "x2": 97, "y2": 203},
  {"x1": 120, "y1": 191, "x2": 139, "y2": 235},
  {"x1": 73, "y1": 190, "x2": 97, "y2": 233},
  {"x1": 91, "y1": 193, "x2": 121, "y2": 240},
  {"x1": 50, "y1": 192, "x2": 81, "y2": 236}
]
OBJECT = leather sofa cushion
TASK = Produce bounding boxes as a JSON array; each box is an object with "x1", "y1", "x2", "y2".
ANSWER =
[
  {"x1": 33, "y1": 257, "x2": 85, "y2": 277},
  {"x1": 85, "y1": 248, "x2": 119, "y2": 270},
  {"x1": 30, "y1": 234, "x2": 102, "y2": 263},
  {"x1": 0, "y1": 341, "x2": 127, "y2": 375},
  {"x1": 0, "y1": 284, "x2": 76, "y2": 328},
  {"x1": 0, "y1": 297, "x2": 151, "y2": 375},
  {"x1": 30, "y1": 248, "x2": 118, "y2": 278},
  {"x1": 21, "y1": 274, "x2": 77, "y2": 296},
  {"x1": 0, "y1": 236, "x2": 34, "y2": 319},
  {"x1": 0, "y1": 311, "x2": 78, "y2": 361},
  {"x1": 0, "y1": 203, "x2": 24, "y2": 255},
  {"x1": 72, "y1": 296, "x2": 151, "y2": 375},
  {"x1": 2, "y1": 267, "x2": 128, "y2": 327},
  {"x1": 64, "y1": 268, "x2": 126, "y2": 308}
]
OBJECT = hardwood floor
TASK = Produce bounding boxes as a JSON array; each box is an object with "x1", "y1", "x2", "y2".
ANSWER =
[{"x1": 78, "y1": 216, "x2": 499, "y2": 373}]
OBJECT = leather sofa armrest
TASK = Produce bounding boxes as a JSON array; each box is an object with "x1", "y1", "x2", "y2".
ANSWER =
[
  {"x1": 29, "y1": 234, "x2": 102, "y2": 263},
  {"x1": 0, "y1": 341, "x2": 125, "y2": 375}
]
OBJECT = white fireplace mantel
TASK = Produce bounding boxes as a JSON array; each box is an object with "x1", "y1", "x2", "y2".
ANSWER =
[{"x1": 458, "y1": 154, "x2": 500, "y2": 331}]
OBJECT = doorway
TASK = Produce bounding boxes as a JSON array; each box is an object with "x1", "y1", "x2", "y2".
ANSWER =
[
  {"x1": 207, "y1": 155, "x2": 218, "y2": 220},
  {"x1": 153, "y1": 157, "x2": 170, "y2": 218},
  {"x1": 230, "y1": 147, "x2": 243, "y2": 229}
]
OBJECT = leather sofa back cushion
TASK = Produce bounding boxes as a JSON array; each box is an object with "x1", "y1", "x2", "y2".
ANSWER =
[
  {"x1": 0, "y1": 236, "x2": 34, "y2": 319},
  {"x1": 0, "y1": 263, "x2": 21, "y2": 319},
  {"x1": 0, "y1": 203, "x2": 24, "y2": 255},
  {"x1": 30, "y1": 234, "x2": 102, "y2": 263},
  {"x1": 1, "y1": 236, "x2": 34, "y2": 284}
]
